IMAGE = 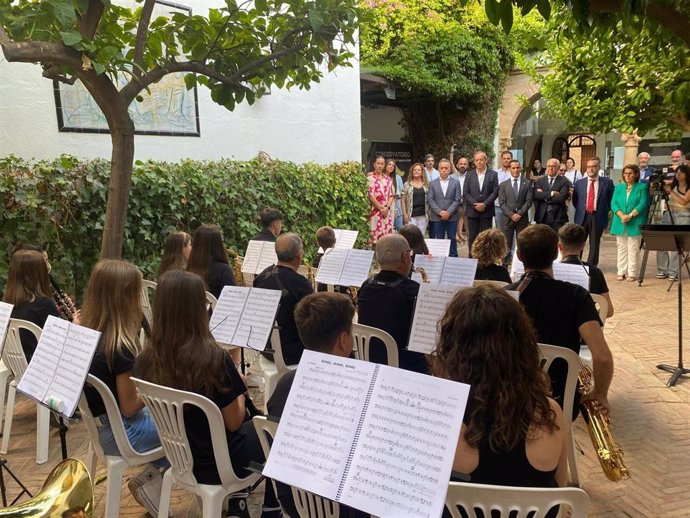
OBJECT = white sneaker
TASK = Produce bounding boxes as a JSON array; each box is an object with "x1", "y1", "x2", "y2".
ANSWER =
[{"x1": 128, "y1": 464, "x2": 166, "y2": 517}]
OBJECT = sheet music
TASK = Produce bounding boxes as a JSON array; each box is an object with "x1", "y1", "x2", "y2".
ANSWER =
[
  {"x1": 17, "y1": 315, "x2": 100, "y2": 418},
  {"x1": 263, "y1": 352, "x2": 377, "y2": 500},
  {"x1": 425, "y1": 239, "x2": 451, "y2": 257},
  {"x1": 242, "y1": 241, "x2": 277, "y2": 274},
  {"x1": 554, "y1": 262, "x2": 590, "y2": 291},
  {"x1": 339, "y1": 250, "x2": 375, "y2": 287},
  {"x1": 315, "y1": 249, "x2": 348, "y2": 285},
  {"x1": 510, "y1": 249, "x2": 524, "y2": 280},
  {"x1": 210, "y1": 287, "x2": 280, "y2": 350},
  {"x1": 440, "y1": 258, "x2": 478, "y2": 287},
  {"x1": 407, "y1": 283, "x2": 460, "y2": 354},
  {"x1": 334, "y1": 229, "x2": 359, "y2": 249},
  {"x1": 339, "y1": 367, "x2": 468, "y2": 518},
  {"x1": 414, "y1": 255, "x2": 444, "y2": 284},
  {"x1": 0, "y1": 302, "x2": 14, "y2": 355}
]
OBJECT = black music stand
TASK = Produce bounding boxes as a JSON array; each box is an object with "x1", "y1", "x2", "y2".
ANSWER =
[{"x1": 640, "y1": 225, "x2": 690, "y2": 386}]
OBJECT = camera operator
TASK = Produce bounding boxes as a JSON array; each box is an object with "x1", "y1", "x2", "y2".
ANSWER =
[
  {"x1": 659, "y1": 165, "x2": 690, "y2": 281},
  {"x1": 655, "y1": 150, "x2": 686, "y2": 279}
]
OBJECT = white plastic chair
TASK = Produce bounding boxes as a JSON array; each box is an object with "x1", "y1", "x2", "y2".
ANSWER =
[
  {"x1": 140, "y1": 280, "x2": 157, "y2": 329},
  {"x1": 0, "y1": 319, "x2": 50, "y2": 464},
  {"x1": 258, "y1": 327, "x2": 297, "y2": 399},
  {"x1": 0, "y1": 360, "x2": 11, "y2": 431},
  {"x1": 253, "y1": 416, "x2": 340, "y2": 518},
  {"x1": 79, "y1": 374, "x2": 165, "y2": 518},
  {"x1": 472, "y1": 280, "x2": 509, "y2": 288},
  {"x1": 132, "y1": 378, "x2": 261, "y2": 518},
  {"x1": 444, "y1": 481, "x2": 589, "y2": 518},
  {"x1": 537, "y1": 343, "x2": 581, "y2": 487},
  {"x1": 206, "y1": 291, "x2": 218, "y2": 312},
  {"x1": 351, "y1": 323, "x2": 399, "y2": 368}
]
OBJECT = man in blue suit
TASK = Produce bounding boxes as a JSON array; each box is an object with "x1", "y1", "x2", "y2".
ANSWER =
[
  {"x1": 464, "y1": 151, "x2": 499, "y2": 256},
  {"x1": 428, "y1": 159, "x2": 462, "y2": 256},
  {"x1": 572, "y1": 158, "x2": 614, "y2": 266}
]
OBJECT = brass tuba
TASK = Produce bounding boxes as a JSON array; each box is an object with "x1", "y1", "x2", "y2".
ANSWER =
[
  {"x1": 578, "y1": 364, "x2": 630, "y2": 482},
  {"x1": 227, "y1": 248, "x2": 245, "y2": 287},
  {"x1": 0, "y1": 458, "x2": 94, "y2": 517}
]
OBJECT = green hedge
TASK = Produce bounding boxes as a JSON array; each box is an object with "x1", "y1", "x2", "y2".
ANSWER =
[{"x1": 0, "y1": 155, "x2": 369, "y2": 299}]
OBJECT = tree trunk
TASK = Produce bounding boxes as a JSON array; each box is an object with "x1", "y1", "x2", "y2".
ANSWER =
[{"x1": 100, "y1": 120, "x2": 135, "y2": 259}]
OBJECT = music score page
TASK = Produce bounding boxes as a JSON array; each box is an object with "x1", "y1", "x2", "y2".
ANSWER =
[
  {"x1": 315, "y1": 249, "x2": 374, "y2": 287},
  {"x1": 407, "y1": 283, "x2": 460, "y2": 354}
]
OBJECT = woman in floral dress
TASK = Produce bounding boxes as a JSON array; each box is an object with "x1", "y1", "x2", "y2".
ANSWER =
[{"x1": 367, "y1": 155, "x2": 394, "y2": 247}]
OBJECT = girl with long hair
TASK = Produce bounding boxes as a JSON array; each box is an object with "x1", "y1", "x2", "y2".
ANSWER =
[
  {"x1": 3, "y1": 250, "x2": 61, "y2": 361},
  {"x1": 186, "y1": 224, "x2": 236, "y2": 299},
  {"x1": 432, "y1": 286, "x2": 567, "y2": 495},
  {"x1": 82, "y1": 260, "x2": 167, "y2": 517},
  {"x1": 136, "y1": 270, "x2": 280, "y2": 518},
  {"x1": 157, "y1": 231, "x2": 192, "y2": 278}
]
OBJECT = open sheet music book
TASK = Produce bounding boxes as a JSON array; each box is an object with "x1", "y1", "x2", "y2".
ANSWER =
[
  {"x1": 407, "y1": 283, "x2": 460, "y2": 354},
  {"x1": 17, "y1": 315, "x2": 100, "y2": 418},
  {"x1": 0, "y1": 302, "x2": 14, "y2": 352},
  {"x1": 210, "y1": 286, "x2": 281, "y2": 350},
  {"x1": 413, "y1": 256, "x2": 478, "y2": 286},
  {"x1": 553, "y1": 262, "x2": 590, "y2": 291},
  {"x1": 317, "y1": 229, "x2": 360, "y2": 254},
  {"x1": 315, "y1": 249, "x2": 374, "y2": 287},
  {"x1": 424, "y1": 239, "x2": 451, "y2": 257},
  {"x1": 263, "y1": 350, "x2": 469, "y2": 518},
  {"x1": 242, "y1": 240, "x2": 278, "y2": 275}
]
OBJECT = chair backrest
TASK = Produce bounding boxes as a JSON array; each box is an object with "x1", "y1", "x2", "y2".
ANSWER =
[
  {"x1": 590, "y1": 293, "x2": 608, "y2": 325},
  {"x1": 445, "y1": 481, "x2": 589, "y2": 518},
  {"x1": 78, "y1": 390, "x2": 107, "y2": 462},
  {"x1": 270, "y1": 327, "x2": 292, "y2": 376},
  {"x1": 83, "y1": 374, "x2": 157, "y2": 462},
  {"x1": 206, "y1": 291, "x2": 218, "y2": 312},
  {"x1": 132, "y1": 377, "x2": 248, "y2": 488},
  {"x1": 351, "y1": 323, "x2": 399, "y2": 368},
  {"x1": 3, "y1": 319, "x2": 41, "y2": 380},
  {"x1": 472, "y1": 280, "x2": 509, "y2": 288},
  {"x1": 252, "y1": 416, "x2": 340, "y2": 518},
  {"x1": 140, "y1": 280, "x2": 157, "y2": 329},
  {"x1": 537, "y1": 343, "x2": 580, "y2": 424}
]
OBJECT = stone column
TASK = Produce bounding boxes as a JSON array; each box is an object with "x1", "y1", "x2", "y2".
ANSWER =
[{"x1": 621, "y1": 131, "x2": 642, "y2": 173}]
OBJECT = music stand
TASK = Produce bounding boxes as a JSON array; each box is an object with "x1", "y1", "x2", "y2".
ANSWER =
[{"x1": 640, "y1": 225, "x2": 690, "y2": 386}]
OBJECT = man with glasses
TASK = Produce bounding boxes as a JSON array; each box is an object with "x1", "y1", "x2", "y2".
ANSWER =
[
  {"x1": 534, "y1": 158, "x2": 571, "y2": 231},
  {"x1": 358, "y1": 234, "x2": 427, "y2": 373}
]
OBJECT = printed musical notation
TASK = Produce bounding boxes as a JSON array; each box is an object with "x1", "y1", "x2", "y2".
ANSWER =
[
  {"x1": 424, "y1": 239, "x2": 451, "y2": 258},
  {"x1": 0, "y1": 302, "x2": 14, "y2": 354},
  {"x1": 553, "y1": 262, "x2": 590, "y2": 291},
  {"x1": 17, "y1": 315, "x2": 101, "y2": 418},
  {"x1": 407, "y1": 283, "x2": 460, "y2": 354},
  {"x1": 263, "y1": 350, "x2": 470, "y2": 518},
  {"x1": 315, "y1": 249, "x2": 374, "y2": 287},
  {"x1": 209, "y1": 286, "x2": 281, "y2": 350},
  {"x1": 334, "y1": 229, "x2": 359, "y2": 249},
  {"x1": 242, "y1": 240, "x2": 278, "y2": 275}
]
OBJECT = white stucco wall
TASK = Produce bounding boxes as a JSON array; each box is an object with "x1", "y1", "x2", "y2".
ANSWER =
[{"x1": 0, "y1": 0, "x2": 361, "y2": 164}]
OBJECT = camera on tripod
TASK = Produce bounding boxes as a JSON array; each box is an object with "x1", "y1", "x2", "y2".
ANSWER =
[{"x1": 648, "y1": 167, "x2": 674, "y2": 193}]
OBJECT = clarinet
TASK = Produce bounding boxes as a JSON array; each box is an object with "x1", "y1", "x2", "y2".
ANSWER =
[{"x1": 50, "y1": 275, "x2": 78, "y2": 322}]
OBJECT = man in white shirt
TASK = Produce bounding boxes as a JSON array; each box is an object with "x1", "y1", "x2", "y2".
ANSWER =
[
  {"x1": 638, "y1": 152, "x2": 652, "y2": 182},
  {"x1": 464, "y1": 151, "x2": 499, "y2": 255},
  {"x1": 450, "y1": 149, "x2": 469, "y2": 242},
  {"x1": 427, "y1": 159, "x2": 462, "y2": 256},
  {"x1": 495, "y1": 150, "x2": 513, "y2": 231},
  {"x1": 424, "y1": 154, "x2": 440, "y2": 183}
]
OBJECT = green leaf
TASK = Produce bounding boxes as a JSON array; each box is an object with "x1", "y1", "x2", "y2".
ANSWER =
[
  {"x1": 49, "y1": 0, "x2": 77, "y2": 27},
  {"x1": 485, "y1": 0, "x2": 500, "y2": 25},
  {"x1": 60, "y1": 30, "x2": 82, "y2": 46},
  {"x1": 499, "y1": 0, "x2": 513, "y2": 33},
  {"x1": 308, "y1": 9, "x2": 323, "y2": 31}
]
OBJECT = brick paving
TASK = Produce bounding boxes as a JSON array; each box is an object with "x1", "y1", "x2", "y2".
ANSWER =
[{"x1": 0, "y1": 238, "x2": 688, "y2": 517}]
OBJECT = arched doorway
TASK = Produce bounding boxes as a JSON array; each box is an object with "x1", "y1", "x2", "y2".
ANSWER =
[{"x1": 552, "y1": 134, "x2": 597, "y2": 171}]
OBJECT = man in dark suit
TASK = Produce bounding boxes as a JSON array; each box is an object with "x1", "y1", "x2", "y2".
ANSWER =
[
  {"x1": 572, "y1": 158, "x2": 614, "y2": 266},
  {"x1": 533, "y1": 158, "x2": 570, "y2": 232},
  {"x1": 464, "y1": 150, "x2": 499, "y2": 256},
  {"x1": 427, "y1": 159, "x2": 462, "y2": 257},
  {"x1": 498, "y1": 160, "x2": 533, "y2": 266}
]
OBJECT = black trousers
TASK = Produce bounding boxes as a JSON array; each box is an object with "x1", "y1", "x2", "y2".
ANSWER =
[
  {"x1": 500, "y1": 216, "x2": 529, "y2": 265},
  {"x1": 582, "y1": 212, "x2": 604, "y2": 266},
  {"x1": 467, "y1": 216, "x2": 493, "y2": 257}
]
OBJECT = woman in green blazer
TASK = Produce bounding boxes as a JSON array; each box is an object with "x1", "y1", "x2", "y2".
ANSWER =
[{"x1": 610, "y1": 164, "x2": 649, "y2": 281}]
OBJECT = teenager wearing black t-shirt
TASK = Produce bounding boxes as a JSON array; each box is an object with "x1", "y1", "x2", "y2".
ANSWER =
[
  {"x1": 136, "y1": 270, "x2": 280, "y2": 518},
  {"x1": 509, "y1": 224, "x2": 614, "y2": 414},
  {"x1": 187, "y1": 224, "x2": 236, "y2": 300}
]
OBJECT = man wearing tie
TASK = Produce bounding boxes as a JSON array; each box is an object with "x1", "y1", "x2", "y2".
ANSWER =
[
  {"x1": 427, "y1": 159, "x2": 462, "y2": 257},
  {"x1": 533, "y1": 158, "x2": 570, "y2": 232},
  {"x1": 572, "y1": 159, "x2": 614, "y2": 266},
  {"x1": 464, "y1": 150, "x2": 499, "y2": 256},
  {"x1": 498, "y1": 160, "x2": 533, "y2": 266},
  {"x1": 638, "y1": 152, "x2": 652, "y2": 183}
]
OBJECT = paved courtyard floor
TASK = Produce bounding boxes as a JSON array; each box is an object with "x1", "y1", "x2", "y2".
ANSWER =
[{"x1": 0, "y1": 237, "x2": 688, "y2": 517}]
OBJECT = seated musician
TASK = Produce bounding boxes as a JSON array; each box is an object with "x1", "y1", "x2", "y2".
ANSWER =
[
  {"x1": 357, "y1": 234, "x2": 427, "y2": 373},
  {"x1": 558, "y1": 223, "x2": 614, "y2": 318},
  {"x1": 471, "y1": 228, "x2": 512, "y2": 283},
  {"x1": 252, "y1": 208, "x2": 283, "y2": 242},
  {"x1": 508, "y1": 224, "x2": 614, "y2": 415},
  {"x1": 267, "y1": 292, "x2": 368, "y2": 518},
  {"x1": 398, "y1": 223, "x2": 430, "y2": 264},
  {"x1": 253, "y1": 233, "x2": 313, "y2": 365},
  {"x1": 313, "y1": 225, "x2": 336, "y2": 268},
  {"x1": 433, "y1": 286, "x2": 567, "y2": 518}
]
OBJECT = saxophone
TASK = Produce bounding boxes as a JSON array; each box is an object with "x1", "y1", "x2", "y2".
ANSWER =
[
  {"x1": 578, "y1": 363, "x2": 630, "y2": 482},
  {"x1": 304, "y1": 262, "x2": 317, "y2": 291},
  {"x1": 412, "y1": 266, "x2": 430, "y2": 283},
  {"x1": 227, "y1": 248, "x2": 245, "y2": 287}
]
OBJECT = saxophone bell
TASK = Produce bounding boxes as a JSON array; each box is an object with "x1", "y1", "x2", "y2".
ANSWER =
[{"x1": 412, "y1": 266, "x2": 430, "y2": 283}]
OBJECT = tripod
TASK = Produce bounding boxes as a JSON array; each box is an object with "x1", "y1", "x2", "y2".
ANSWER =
[
  {"x1": 638, "y1": 189, "x2": 667, "y2": 286},
  {"x1": 640, "y1": 225, "x2": 690, "y2": 387}
]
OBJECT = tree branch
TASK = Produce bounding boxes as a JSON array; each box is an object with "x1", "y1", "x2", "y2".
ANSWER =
[
  {"x1": 133, "y1": 0, "x2": 156, "y2": 77},
  {"x1": 78, "y1": 0, "x2": 105, "y2": 41},
  {"x1": 43, "y1": 65, "x2": 77, "y2": 84},
  {"x1": 587, "y1": 0, "x2": 690, "y2": 47}
]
